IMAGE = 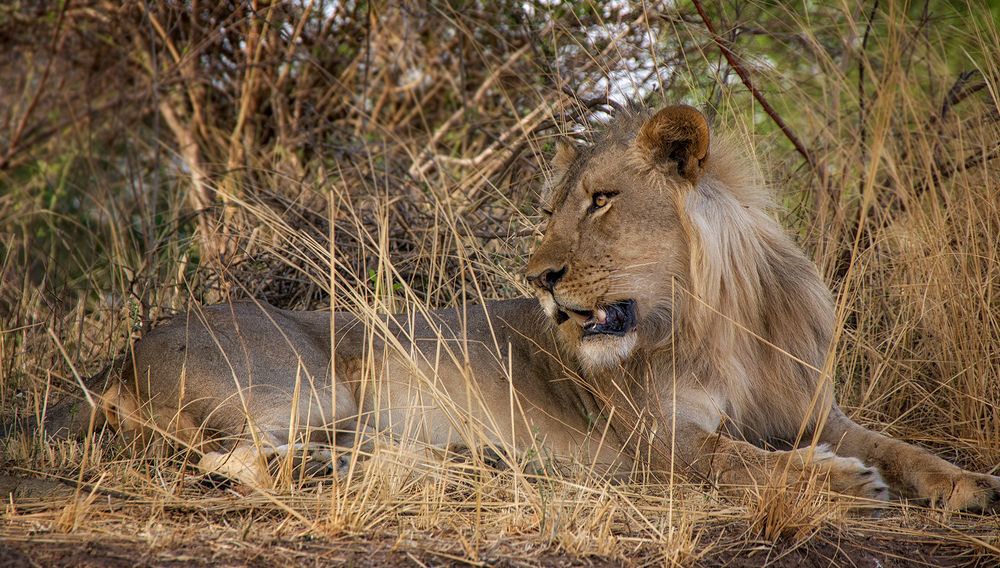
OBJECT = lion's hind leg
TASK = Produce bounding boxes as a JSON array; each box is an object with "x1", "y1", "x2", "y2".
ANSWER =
[
  {"x1": 198, "y1": 441, "x2": 347, "y2": 487},
  {"x1": 198, "y1": 445, "x2": 269, "y2": 486}
]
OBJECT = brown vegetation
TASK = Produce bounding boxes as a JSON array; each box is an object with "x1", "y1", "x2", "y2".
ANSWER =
[{"x1": 2, "y1": 0, "x2": 999, "y2": 565}]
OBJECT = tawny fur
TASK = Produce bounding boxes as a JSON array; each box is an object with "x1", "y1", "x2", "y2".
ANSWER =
[{"x1": 35, "y1": 105, "x2": 1000, "y2": 510}]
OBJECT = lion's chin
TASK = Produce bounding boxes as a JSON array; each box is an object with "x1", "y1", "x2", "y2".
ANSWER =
[{"x1": 577, "y1": 332, "x2": 638, "y2": 370}]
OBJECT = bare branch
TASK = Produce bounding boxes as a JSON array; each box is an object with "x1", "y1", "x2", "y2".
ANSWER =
[{"x1": 689, "y1": 0, "x2": 822, "y2": 181}]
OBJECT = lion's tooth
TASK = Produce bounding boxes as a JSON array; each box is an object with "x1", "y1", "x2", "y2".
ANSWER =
[{"x1": 595, "y1": 308, "x2": 608, "y2": 324}]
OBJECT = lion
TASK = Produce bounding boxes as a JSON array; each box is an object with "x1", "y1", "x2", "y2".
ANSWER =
[{"x1": 23, "y1": 105, "x2": 1000, "y2": 511}]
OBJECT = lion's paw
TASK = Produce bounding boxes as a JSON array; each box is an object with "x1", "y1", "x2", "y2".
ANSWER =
[
  {"x1": 270, "y1": 444, "x2": 350, "y2": 478},
  {"x1": 922, "y1": 471, "x2": 1000, "y2": 512},
  {"x1": 812, "y1": 451, "x2": 890, "y2": 502}
]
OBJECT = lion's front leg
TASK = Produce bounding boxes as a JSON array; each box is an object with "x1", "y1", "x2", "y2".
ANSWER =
[
  {"x1": 683, "y1": 427, "x2": 889, "y2": 502},
  {"x1": 819, "y1": 407, "x2": 1000, "y2": 512}
]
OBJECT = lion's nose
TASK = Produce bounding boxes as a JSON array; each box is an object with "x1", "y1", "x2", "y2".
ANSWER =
[{"x1": 527, "y1": 266, "x2": 567, "y2": 292}]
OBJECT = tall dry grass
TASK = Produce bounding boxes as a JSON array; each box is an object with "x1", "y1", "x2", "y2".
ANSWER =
[{"x1": 2, "y1": 0, "x2": 999, "y2": 564}]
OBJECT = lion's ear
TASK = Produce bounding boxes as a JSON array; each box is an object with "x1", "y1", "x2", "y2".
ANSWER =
[
  {"x1": 542, "y1": 140, "x2": 578, "y2": 203},
  {"x1": 635, "y1": 105, "x2": 710, "y2": 183},
  {"x1": 551, "y1": 140, "x2": 577, "y2": 175}
]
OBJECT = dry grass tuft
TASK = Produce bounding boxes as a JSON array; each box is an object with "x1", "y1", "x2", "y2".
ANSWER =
[{"x1": 745, "y1": 478, "x2": 842, "y2": 547}]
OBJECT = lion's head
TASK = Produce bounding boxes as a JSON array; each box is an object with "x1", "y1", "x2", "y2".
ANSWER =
[
  {"x1": 526, "y1": 105, "x2": 709, "y2": 369},
  {"x1": 527, "y1": 105, "x2": 833, "y2": 380}
]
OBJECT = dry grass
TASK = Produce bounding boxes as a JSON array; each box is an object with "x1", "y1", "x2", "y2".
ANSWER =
[{"x1": 2, "y1": 0, "x2": 1000, "y2": 565}]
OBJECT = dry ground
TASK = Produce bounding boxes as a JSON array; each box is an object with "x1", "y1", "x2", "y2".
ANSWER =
[{"x1": 2, "y1": 474, "x2": 1000, "y2": 567}]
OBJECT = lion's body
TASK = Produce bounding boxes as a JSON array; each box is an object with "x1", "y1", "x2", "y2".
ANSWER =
[
  {"x1": 99, "y1": 299, "x2": 628, "y2": 483},
  {"x1": 41, "y1": 105, "x2": 1000, "y2": 510}
]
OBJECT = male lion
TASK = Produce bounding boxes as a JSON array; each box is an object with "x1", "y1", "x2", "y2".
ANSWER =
[{"x1": 29, "y1": 105, "x2": 1000, "y2": 511}]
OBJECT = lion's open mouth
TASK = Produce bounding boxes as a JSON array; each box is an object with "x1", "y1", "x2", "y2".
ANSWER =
[{"x1": 557, "y1": 300, "x2": 637, "y2": 337}]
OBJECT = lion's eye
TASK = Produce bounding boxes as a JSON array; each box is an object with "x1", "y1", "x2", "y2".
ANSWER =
[{"x1": 590, "y1": 192, "x2": 616, "y2": 211}]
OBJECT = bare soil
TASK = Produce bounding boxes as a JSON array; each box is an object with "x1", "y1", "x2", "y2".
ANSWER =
[{"x1": 2, "y1": 515, "x2": 996, "y2": 567}]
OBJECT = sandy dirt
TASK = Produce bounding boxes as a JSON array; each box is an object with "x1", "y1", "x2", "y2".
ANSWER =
[{"x1": 2, "y1": 517, "x2": 995, "y2": 567}]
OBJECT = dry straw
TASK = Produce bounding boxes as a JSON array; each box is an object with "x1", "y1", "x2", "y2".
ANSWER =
[{"x1": 1, "y1": 0, "x2": 999, "y2": 565}]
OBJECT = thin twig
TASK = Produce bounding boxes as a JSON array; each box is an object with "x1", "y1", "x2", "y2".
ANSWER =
[
  {"x1": 916, "y1": 70, "x2": 992, "y2": 198},
  {"x1": 934, "y1": 144, "x2": 1000, "y2": 183},
  {"x1": 689, "y1": 1, "x2": 821, "y2": 180},
  {"x1": 560, "y1": 85, "x2": 620, "y2": 114},
  {"x1": 0, "y1": 1, "x2": 67, "y2": 170},
  {"x1": 858, "y1": 0, "x2": 879, "y2": 153},
  {"x1": 939, "y1": 71, "x2": 984, "y2": 122},
  {"x1": 857, "y1": 0, "x2": 879, "y2": 199}
]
